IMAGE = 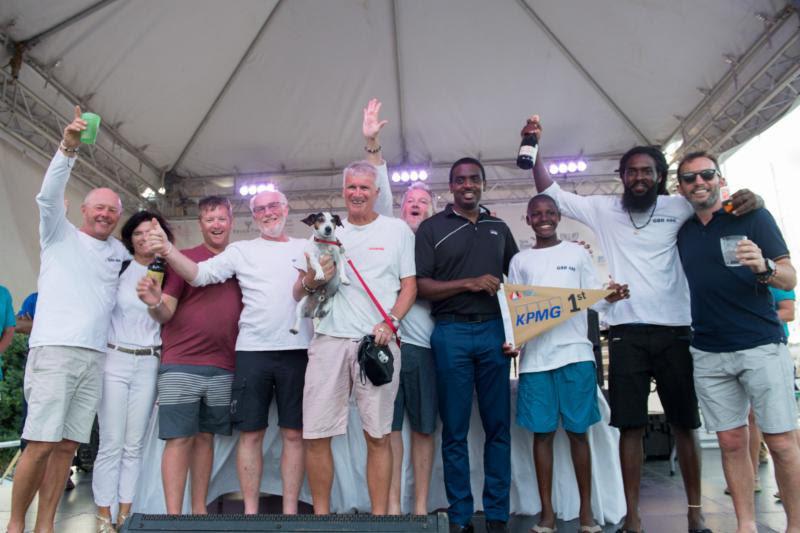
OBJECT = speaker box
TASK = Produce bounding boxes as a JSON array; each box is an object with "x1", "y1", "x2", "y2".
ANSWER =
[{"x1": 120, "y1": 512, "x2": 449, "y2": 532}]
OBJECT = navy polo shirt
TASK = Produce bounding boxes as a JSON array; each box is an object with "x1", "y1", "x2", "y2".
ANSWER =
[
  {"x1": 677, "y1": 207, "x2": 788, "y2": 352},
  {"x1": 416, "y1": 204, "x2": 519, "y2": 317}
]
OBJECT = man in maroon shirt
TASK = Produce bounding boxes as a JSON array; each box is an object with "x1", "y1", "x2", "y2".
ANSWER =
[{"x1": 137, "y1": 196, "x2": 243, "y2": 514}]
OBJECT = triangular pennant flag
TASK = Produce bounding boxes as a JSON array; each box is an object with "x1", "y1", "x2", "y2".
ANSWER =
[{"x1": 497, "y1": 283, "x2": 612, "y2": 347}]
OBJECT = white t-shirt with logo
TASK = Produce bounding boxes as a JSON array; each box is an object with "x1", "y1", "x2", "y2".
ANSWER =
[
  {"x1": 317, "y1": 215, "x2": 416, "y2": 339},
  {"x1": 29, "y1": 152, "x2": 130, "y2": 352},
  {"x1": 108, "y1": 260, "x2": 161, "y2": 348},
  {"x1": 509, "y1": 242, "x2": 605, "y2": 373},
  {"x1": 192, "y1": 237, "x2": 310, "y2": 351},
  {"x1": 543, "y1": 182, "x2": 694, "y2": 327}
]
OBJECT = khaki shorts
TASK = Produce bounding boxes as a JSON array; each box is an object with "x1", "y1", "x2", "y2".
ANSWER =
[
  {"x1": 23, "y1": 345, "x2": 104, "y2": 443},
  {"x1": 692, "y1": 342, "x2": 798, "y2": 434},
  {"x1": 303, "y1": 334, "x2": 401, "y2": 439}
]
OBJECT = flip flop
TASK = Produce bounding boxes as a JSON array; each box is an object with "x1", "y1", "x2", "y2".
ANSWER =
[
  {"x1": 530, "y1": 526, "x2": 557, "y2": 533},
  {"x1": 579, "y1": 525, "x2": 602, "y2": 533}
]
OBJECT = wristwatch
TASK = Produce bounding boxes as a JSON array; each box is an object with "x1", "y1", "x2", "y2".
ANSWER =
[{"x1": 756, "y1": 258, "x2": 776, "y2": 283}]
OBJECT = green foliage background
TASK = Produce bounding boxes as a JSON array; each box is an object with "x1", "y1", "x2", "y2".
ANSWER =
[{"x1": 0, "y1": 334, "x2": 27, "y2": 469}]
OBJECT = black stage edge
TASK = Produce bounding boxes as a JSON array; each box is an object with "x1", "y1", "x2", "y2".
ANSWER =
[{"x1": 120, "y1": 512, "x2": 450, "y2": 532}]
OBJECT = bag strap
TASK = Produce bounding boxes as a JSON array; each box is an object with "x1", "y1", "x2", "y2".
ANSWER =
[{"x1": 346, "y1": 257, "x2": 400, "y2": 347}]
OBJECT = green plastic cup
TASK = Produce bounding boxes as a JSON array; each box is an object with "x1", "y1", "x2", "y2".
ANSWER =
[{"x1": 80, "y1": 112, "x2": 101, "y2": 144}]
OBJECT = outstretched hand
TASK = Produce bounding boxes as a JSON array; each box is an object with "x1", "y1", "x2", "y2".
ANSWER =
[
  {"x1": 146, "y1": 217, "x2": 170, "y2": 255},
  {"x1": 63, "y1": 105, "x2": 86, "y2": 150},
  {"x1": 363, "y1": 98, "x2": 388, "y2": 140}
]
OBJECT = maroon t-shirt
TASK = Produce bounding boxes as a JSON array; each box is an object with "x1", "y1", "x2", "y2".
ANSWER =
[{"x1": 161, "y1": 245, "x2": 242, "y2": 370}]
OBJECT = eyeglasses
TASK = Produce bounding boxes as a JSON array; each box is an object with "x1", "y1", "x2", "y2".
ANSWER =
[
  {"x1": 252, "y1": 202, "x2": 285, "y2": 214},
  {"x1": 677, "y1": 168, "x2": 719, "y2": 184}
]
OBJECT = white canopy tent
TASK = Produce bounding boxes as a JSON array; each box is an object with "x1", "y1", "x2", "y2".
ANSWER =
[{"x1": 0, "y1": 0, "x2": 798, "y2": 303}]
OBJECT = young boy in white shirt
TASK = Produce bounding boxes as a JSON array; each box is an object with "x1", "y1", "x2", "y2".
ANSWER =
[{"x1": 509, "y1": 194, "x2": 628, "y2": 533}]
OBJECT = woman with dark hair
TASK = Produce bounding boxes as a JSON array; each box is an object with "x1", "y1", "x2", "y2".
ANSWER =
[{"x1": 93, "y1": 211, "x2": 173, "y2": 532}]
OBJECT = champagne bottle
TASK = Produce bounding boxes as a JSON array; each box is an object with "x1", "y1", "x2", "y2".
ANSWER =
[
  {"x1": 147, "y1": 256, "x2": 167, "y2": 287},
  {"x1": 516, "y1": 124, "x2": 539, "y2": 170}
]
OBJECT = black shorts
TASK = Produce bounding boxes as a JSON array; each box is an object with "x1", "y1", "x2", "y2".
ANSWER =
[
  {"x1": 608, "y1": 324, "x2": 700, "y2": 430},
  {"x1": 230, "y1": 349, "x2": 308, "y2": 432}
]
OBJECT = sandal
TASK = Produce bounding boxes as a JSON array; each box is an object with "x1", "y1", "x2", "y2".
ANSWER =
[
  {"x1": 118, "y1": 511, "x2": 130, "y2": 529},
  {"x1": 580, "y1": 525, "x2": 602, "y2": 533},
  {"x1": 530, "y1": 526, "x2": 557, "y2": 533},
  {"x1": 95, "y1": 514, "x2": 114, "y2": 533}
]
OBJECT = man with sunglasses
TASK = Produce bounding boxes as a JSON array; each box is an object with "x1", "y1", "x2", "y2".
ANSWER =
[
  {"x1": 145, "y1": 190, "x2": 331, "y2": 515},
  {"x1": 523, "y1": 116, "x2": 761, "y2": 533},
  {"x1": 676, "y1": 151, "x2": 799, "y2": 533}
]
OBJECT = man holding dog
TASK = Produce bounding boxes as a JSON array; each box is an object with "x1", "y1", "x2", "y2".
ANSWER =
[
  {"x1": 145, "y1": 190, "x2": 331, "y2": 514},
  {"x1": 302, "y1": 146, "x2": 417, "y2": 513}
]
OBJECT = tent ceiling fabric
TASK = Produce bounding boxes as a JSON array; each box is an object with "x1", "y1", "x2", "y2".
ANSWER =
[{"x1": 0, "y1": 0, "x2": 796, "y2": 207}]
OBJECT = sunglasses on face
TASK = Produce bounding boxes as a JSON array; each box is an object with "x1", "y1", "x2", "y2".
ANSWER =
[{"x1": 678, "y1": 168, "x2": 719, "y2": 184}]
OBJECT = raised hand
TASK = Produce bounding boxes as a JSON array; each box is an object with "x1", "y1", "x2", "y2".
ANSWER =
[
  {"x1": 730, "y1": 189, "x2": 762, "y2": 216},
  {"x1": 735, "y1": 239, "x2": 768, "y2": 273},
  {"x1": 146, "y1": 217, "x2": 171, "y2": 255},
  {"x1": 520, "y1": 114, "x2": 542, "y2": 141},
  {"x1": 63, "y1": 105, "x2": 86, "y2": 150},
  {"x1": 363, "y1": 98, "x2": 389, "y2": 141}
]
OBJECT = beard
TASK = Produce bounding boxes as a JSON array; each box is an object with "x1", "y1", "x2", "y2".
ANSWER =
[
  {"x1": 260, "y1": 218, "x2": 286, "y2": 238},
  {"x1": 621, "y1": 183, "x2": 659, "y2": 212}
]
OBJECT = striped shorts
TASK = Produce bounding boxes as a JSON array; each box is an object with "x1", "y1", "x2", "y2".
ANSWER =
[{"x1": 157, "y1": 364, "x2": 233, "y2": 439}]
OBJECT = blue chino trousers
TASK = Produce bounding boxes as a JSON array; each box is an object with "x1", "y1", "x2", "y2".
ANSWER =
[{"x1": 430, "y1": 318, "x2": 511, "y2": 526}]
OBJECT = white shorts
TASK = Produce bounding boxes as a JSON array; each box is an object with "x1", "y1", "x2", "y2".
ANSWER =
[
  {"x1": 691, "y1": 342, "x2": 797, "y2": 434},
  {"x1": 23, "y1": 345, "x2": 104, "y2": 443}
]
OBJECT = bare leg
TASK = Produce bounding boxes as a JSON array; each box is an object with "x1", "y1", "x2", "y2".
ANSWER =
[
  {"x1": 718, "y1": 426, "x2": 756, "y2": 533},
  {"x1": 162, "y1": 436, "x2": 193, "y2": 514},
  {"x1": 763, "y1": 431, "x2": 800, "y2": 532},
  {"x1": 237, "y1": 429, "x2": 266, "y2": 514},
  {"x1": 305, "y1": 437, "x2": 333, "y2": 514},
  {"x1": 190, "y1": 432, "x2": 214, "y2": 514},
  {"x1": 33, "y1": 439, "x2": 79, "y2": 533},
  {"x1": 410, "y1": 431, "x2": 434, "y2": 516},
  {"x1": 746, "y1": 409, "x2": 760, "y2": 481},
  {"x1": 280, "y1": 428, "x2": 305, "y2": 515},
  {"x1": 619, "y1": 426, "x2": 645, "y2": 532},
  {"x1": 567, "y1": 431, "x2": 594, "y2": 526},
  {"x1": 117, "y1": 501, "x2": 132, "y2": 527},
  {"x1": 7, "y1": 441, "x2": 57, "y2": 533},
  {"x1": 388, "y1": 431, "x2": 403, "y2": 515},
  {"x1": 364, "y1": 431, "x2": 392, "y2": 515},
  {"x1": 672, "y1": 426, "x2": 706, "y2": 529},
  {"x1": 533, "y1": 432, "x2": 556, "y2": 529}
]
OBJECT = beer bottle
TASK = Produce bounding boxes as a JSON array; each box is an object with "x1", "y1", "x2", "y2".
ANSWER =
[
  {"x1": 516, "y1": 122, "x2": 539, "y2": 170},
  {"x1": 720, "y1": 185, "x2": 734, "y2": 213},
  {"x1": 147, "y1": 256, "x2": 167, "y2": 287}
]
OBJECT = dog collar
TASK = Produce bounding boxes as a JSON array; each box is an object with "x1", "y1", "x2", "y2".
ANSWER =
[{"x1": 314, "y1": 237, "x2": 342, "y2": 247}]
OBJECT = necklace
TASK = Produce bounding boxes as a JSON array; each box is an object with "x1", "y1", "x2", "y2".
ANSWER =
[{"x1": 627, "y1": 202, "x2": 657, "y2": 234}]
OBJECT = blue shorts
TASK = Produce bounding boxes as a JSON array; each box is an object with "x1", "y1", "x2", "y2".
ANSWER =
[{"x1": 517, "y1": 360, "x2": 600, "y2": 434}]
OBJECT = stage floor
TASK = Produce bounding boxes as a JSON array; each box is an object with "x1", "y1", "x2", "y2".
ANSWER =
[{"x1": 0, "y1": 447, "x2": 790, "y2": 532}]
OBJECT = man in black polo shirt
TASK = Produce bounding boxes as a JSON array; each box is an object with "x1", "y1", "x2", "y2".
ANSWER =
[
  {"x1": 416, "y1": 157, "x2": 519, "y2": 533},
  {"x1": 676, "y1": 151, "x2": 799, "y2": 533}
]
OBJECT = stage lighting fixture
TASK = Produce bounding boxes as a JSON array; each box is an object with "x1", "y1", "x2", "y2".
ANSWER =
[
  {"x1": 401, "y1": 171, "x2": 410, "y2": 182},
  {"x1": 392, "y1": 172, "x2": 401, "y2": 182},
  {"x1": 558, "y1": 162, "x2": 568, "y2": 174},
  {"x1": 567, "y1": 161, "x2": 577, "y2": 173},
  {"x1": 548, "y1": 163, "x2": 559, "y2": 174},
  {"x1": 548, "y1": 159, "x2": 589, "y2": 175},
  {"x1": 410, "y1": 171, "x2": 419, "y2": 181},
  {"x1": 248, "y1": 184, "x2": 257, "y2": 195},
  {"x1": 419, "y1": 170, "x2": 428, "y2": 181},
  {"x1": 257, "y1": 184, "x2": 268, "y2": 193},
  {"x1": 239, "y1": 185, "x2": 248, "y2": 196},
  {"x1": 577, "y1": 160, "x2": 588, "y2": 172}
]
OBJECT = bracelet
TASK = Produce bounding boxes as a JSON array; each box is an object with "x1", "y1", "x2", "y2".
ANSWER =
[
  {"x1": 757, "y1": 263, "x2": 778, "y2": 284},
  {"x1": 301, "y1": 278, "x2": 317, "y2": 294},
  {"x1": 364, "y1": 144, "x2": 382, "y2": 154},
  {"x1": 389, "y1": 312, "x2": 401, "y2": 324},
  {"x1": 147, "y1": 297, "x2": 163, "y2": 310},
  {"x1": 59, "y1": 140, "x2": 79, "y2": 154}
]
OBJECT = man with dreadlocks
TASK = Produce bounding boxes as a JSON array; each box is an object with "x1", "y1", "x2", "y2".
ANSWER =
[{"x1": 522, "y1": 115, "x2": 761, "y2": 533}]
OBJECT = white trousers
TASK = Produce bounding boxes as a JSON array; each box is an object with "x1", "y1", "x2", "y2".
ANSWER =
[{"x1": 92, "y1": 348, "x2": 159, "y2": 507}]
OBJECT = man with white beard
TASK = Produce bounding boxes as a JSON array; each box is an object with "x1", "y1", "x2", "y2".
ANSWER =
[{"x1": 146, "y1": 190, "x2": 333, "y2": 515}]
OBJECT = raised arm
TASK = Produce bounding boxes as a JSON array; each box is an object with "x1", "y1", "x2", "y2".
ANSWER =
[
  {"x1": 363, "y1": 98, "x2": 393, "y2": 217},
  {"x1": 524, "y1": 115, "x2": 554, "y2": 193},
  {"x1": 147, "y1": 218, "x2": 201, "y2": 283}
]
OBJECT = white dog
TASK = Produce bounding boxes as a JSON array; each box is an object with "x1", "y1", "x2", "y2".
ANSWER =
[{"x1": 290, "y1": 212, "x2": 350, "y2": 334}]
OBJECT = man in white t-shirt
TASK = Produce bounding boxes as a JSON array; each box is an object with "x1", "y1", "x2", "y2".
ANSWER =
[
  {"x1": 357, "y1": 98, "x2": 439, "y2": 516},
  {"x1": 509, "y1": 194, "x2": 628, "y2": 533},
  {"x1": 303, "y1": 159, "x2": 417, "y2": 515},
  {"x1": 146, "y1": 189, "x2": 332, "y2": 515},
  {"x1": 524, "y1": 115, "x2": 759, "y2": 533},
  {"x1": 8, "y1": 107, "x2": 129, "y2": 533}
]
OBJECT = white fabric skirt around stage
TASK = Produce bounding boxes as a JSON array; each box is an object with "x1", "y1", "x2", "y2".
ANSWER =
[{"x1": 132, "y1": 381, "x2": 625, "y2": 524}]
